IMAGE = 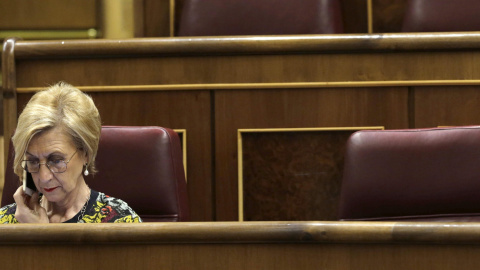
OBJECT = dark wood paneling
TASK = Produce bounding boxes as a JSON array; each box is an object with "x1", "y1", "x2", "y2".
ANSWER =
[
  {"x1": 215, "y1": 87, "x2": 409, "y2": 221},
  {"x1": 18, "y1": 91, "x2": 213, "y2": 221},
  {"x1": 0, "y1": 0, "x2": 98, "y2": 30},
  {"x1": 340, "y1": 0, "x2": 368, "y2": 33},
  {"x1": 414, "y1": 86, "x2": 480, "y2": 128},
  {"x1": 15, "y1": 50, "x2": 480, "y2": 88},
  {"x1": 372, "y1": 0, "x2": 408, "y2": 33},
  {"x1": 242, "y1": 131, "x2": 354, "y2": 221},
  {"x1": 143, "y1": 0, "x2": 171, "y2": 37},
  {"x1": 4, "y1": 243, "x2": 480, "y2": 269},
  {"x1": 7, "y1": 36, "x2": 480, "y2": 222},
  {"x1": 174, "y1": 0, "x2": 185, "y2": 36},
  {"x1": 2, "y1": 242, "x2": 480, "y2": 269}
]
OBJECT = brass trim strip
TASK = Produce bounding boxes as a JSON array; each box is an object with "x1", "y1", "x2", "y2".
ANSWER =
[
  {"x1": 237, "y1": 130, "x2": 244, "y2": 221},
  {"x1": 16, "y1": 80, "x2": 480, "y2": 94},
  {"x1": 0, "y1": 29, "x2": 98, "y2": 40},
  {"x1": 367, "y1": 0, "x2": 373, "y2": 34},
  {"x1": 239, "y1": 126, "x2": 385, "y2": 133},
  {"x1": 173, "y1": 129, "x2": 187, "y2": 181},
  {"x1": 169, "y1": 0, "x2": 175, "y2": 37},
  {"x1": 237, "y1": 126, "x2": 384, "y2": 221}
]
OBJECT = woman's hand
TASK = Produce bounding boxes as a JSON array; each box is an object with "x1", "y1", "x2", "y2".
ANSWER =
[{"x1": 13, "y1": 186, "x2": 49, "y2": 223}]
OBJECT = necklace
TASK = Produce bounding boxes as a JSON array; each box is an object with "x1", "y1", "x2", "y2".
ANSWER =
[
  {"x1": 77, "y1": 188, "x2": 91, "y2": 222},
  {"x1": 40, "y1": 187, "x2": 91, "y2": 222}
]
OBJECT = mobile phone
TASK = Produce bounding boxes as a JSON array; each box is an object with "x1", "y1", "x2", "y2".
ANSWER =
[{"x1": 22, "y1": 171, "x2": 37, "y2": 196}]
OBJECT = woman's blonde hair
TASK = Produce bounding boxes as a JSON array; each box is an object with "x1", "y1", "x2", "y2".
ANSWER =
[{"x1": 12, "y1": 82, "x2": 101, "y2": 180}]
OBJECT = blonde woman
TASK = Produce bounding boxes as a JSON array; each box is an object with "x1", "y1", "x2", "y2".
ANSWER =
[{"x1": 0, "y1": 82, "x2": 142, "y2": 223}]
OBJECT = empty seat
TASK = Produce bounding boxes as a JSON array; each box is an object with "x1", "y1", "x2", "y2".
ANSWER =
[
  {"x1": 402, "y1": 0, "x2": 480, "y2": 32},
  {"x1": 339, "y1": 126, "x2": 480, "y2": 221},
  {"x1": 177, "y1": 0, "x2": 343, "y2": 36}
]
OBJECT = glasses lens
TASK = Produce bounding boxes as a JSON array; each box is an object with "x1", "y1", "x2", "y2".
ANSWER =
[
  {"x1": 22, "y1": 160, "x2": 38, "y2": 173},
  {"x1": 21, "y1": 160, "x2": 68, "y2": 173},
  {"x1": 48, "y1": 160, "x2": 67, "y2": 173}
]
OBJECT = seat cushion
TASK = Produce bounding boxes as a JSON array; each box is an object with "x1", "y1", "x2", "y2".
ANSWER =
[
  {"x1": 402, "y1": 0, "x2": 480, "y2": 32},
  {"x1": 177, "y1": 0, "x2": 343, "y2": 36},
  {"x1": 339, "y1": 126, "x2": 480, "y2": 221}
]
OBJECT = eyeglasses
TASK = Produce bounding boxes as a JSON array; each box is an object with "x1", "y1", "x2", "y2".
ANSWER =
[{"x1": 21, "y1": 149, "x2": 78, "y2": 174}]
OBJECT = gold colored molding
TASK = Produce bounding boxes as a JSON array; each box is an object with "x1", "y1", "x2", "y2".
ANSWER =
[
  {"x1": 15, "y1": 80, "x2": 480, "y2": 94},
  {"x1": 173, "y1": 129, "x2": 187, "y2": 181},
  {"x1": 102, "y1": 0, "x2": 135, "y2": 39},
  {"x1": 237, "y1": 126, "x2": 384, "y2": 221},
  {"x1": 169, "y1": 0, "x2": 175, "y2": 37},
  {"x1": 0, "y1": 29, "x2": 98, "y2": 40},
  {"x1": 367, "y1": 0, "x2": 373, "y2": 34}
]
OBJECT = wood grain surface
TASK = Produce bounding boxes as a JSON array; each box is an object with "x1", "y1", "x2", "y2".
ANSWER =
[
  {"x1": 0, "y1": 0, "x2": 98, "y2": 30},
  {"x1": 242, "y1": 131, "x2": 353, "y2": 221},
  {"x1": 4, "y1": 34, "x2": 480, "y2": 221},
  {"x1": 2, "y1": 222, "x2": 480, "y2": 269}
]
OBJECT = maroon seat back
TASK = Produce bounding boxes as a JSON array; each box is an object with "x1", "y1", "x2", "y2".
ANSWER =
[
  {"x1": 2, "y1": 126, "x2": 189, "y2": 222},
  {"x1": 339, "y1": 126, "x2": 480, "y2": 222},
  {"x1": 177, "y1": 0, "x2": 343, "y2": 36},
  {"x1": 402, "y1": 0, "x2": 480, "y2": 32}
]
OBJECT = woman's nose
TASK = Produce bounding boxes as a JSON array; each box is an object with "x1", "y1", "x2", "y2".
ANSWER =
[{"x1": 37, "y1": 163, "x2": 53, "y2": 181}]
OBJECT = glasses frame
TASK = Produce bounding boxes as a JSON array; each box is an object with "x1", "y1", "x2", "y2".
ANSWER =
[{"x1": 21, "y1": 149, "x2": 78, "y2": 174}]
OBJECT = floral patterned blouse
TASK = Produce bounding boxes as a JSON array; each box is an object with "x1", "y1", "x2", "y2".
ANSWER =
[{"x1": 0, "y1": 189, "x2": 142, "y2": 224}]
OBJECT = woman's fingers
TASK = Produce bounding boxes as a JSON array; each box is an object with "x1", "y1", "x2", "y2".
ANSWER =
[
  {"x1": 13, "y1": 186, "x2": 49, "y2": 223},
  {"x1": 13, "y1": 186, "x2": 26, "y2": 207},
  {"x1": 29, "y1": 191, "x2": 40, "y2": 208}
]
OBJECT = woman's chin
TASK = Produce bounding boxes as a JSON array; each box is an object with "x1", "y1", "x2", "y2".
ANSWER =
[{"x1": 43, "y1": 193, "x2": 62, "y2": 203}]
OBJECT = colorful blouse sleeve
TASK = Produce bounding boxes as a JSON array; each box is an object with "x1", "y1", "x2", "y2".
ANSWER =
[
  {"x1": 0, "y1": 204, "x2": 19, "y2": 224},
  {"x1": 81, "y1": 192, "x2": 142, "y2": 223}
]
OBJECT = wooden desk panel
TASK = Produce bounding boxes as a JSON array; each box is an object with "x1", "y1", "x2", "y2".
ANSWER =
[
  {"x1": 13, "y1": 51, "x2": 480, "y2": 87},
  {"x1": 4, "y1": 243, "x2": 480, "y2": 269},
  {"x1": 2, "y1": 222, "x2": 480, "y2": 269},
  {"x1": 414, "y1": 86, "x2": 480, "y2": 127},
  {"x1": 215, "y1": 87, "x2": 408, "y2": 220},
  {"x1": 0, "y1": 0, "x2": 98, "y2": 30},
  {"x1": 4, "y1": 34, "x2": 480, "y2": 221}
]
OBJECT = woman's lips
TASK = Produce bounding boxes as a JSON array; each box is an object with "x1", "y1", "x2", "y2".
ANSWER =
[{"x1": 43, "y1": 187, "x2": 58, "y2": 192}]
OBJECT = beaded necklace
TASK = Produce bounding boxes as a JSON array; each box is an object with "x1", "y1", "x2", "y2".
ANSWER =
[
  {"x1": 41, "y1": 187, "x2": 91, "y2": 222},
  {"x1": 77, "y1": 188, "x2": 91, "y2": 222}
]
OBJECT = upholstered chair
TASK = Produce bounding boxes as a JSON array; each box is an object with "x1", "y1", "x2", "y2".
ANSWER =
[
  {"x1": 2, "y1": 126, "x2": 189, "y2": 222},
  {"x1": 177, "y1": 0, "x2": 344, "y2": 36},
  {"x1": 339, "y1": 126, "x2": 480, "y2": 221},
  {"x1": 402, "y1": 0, "x2": 480, "y2": 32}
]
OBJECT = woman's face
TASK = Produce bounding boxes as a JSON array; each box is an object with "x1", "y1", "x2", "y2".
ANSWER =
[{"x1": 25, "y1": 127, "x2": 87, "y2": 204}]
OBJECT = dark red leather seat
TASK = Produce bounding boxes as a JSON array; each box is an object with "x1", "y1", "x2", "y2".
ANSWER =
[
  {"x1": 1, "y1": 126, "x2": 189, "y2": 222},
  {"x1": 177, "y1": 0, "x2": 343, "y2": 36},
  {"x1": 339, "y1": 126, "x2": 480, "y2": 222},
  {"x1": 402, "y1": 0, "x2": 480, "y2": 32}
]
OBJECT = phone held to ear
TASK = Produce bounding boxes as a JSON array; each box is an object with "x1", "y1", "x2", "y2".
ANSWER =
[{"x1": 22, "y1": 172, "x2": 37, "y2": 196}]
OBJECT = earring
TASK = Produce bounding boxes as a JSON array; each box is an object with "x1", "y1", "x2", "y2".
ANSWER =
[{"x1": 84, "y1": 164, "x2": 89, "y2": 176}]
